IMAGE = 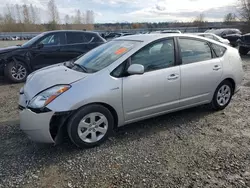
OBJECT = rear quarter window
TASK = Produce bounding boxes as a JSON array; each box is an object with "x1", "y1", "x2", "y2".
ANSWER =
[
  {"x1": 85, "y1": 33, "x2": 103, "y2": 43},
  {"x1": 211, "y1": 43, "x2": 227, "y2": 57}
]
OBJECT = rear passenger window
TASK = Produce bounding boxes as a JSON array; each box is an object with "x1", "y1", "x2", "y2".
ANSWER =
[
  {"x1": 179, "y1": 38, "x2": 212, "y2": 64},
  {"x1": 211, "y1": 43, "x2": 226, "y2": 57},
  {"x1": 66, "y1": 33, "x2": 87, "y2": 44}
]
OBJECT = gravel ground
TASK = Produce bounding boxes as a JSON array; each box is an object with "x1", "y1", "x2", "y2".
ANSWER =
[
  {"x1": 0, "y1": 56, "x2": 250, "y2": 188},
  {"x1": 0, "y1": 41, "x2": 27, "y2": 48}
]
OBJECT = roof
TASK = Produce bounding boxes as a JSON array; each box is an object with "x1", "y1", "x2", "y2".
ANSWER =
[
  {"x1": 43, "y1": 30, "x2": 98, "y2": 34},
  {"x1": 114, "y1": 33, "x2": 206, "y2": 43}
]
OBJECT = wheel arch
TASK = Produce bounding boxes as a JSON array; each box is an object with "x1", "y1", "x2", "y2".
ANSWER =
[
  {"x1": 222, "y1": 78, "x2": 236, "y2": 94},
  {"x1": 6, "y1": 56, "x2": 31, "y2": 72},
  {"x1": 74, "y1": 102, "x2": 119, "y2": 129}
]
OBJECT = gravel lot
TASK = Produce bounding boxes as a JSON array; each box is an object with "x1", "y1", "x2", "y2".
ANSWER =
[{"x1": 0, "y1": 55, "x2": 250, "y2": 188}]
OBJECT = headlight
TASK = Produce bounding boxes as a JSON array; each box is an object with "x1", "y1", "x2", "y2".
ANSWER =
[{"x1": 28, "y1": 85, "x2": 71, "y2": 109}]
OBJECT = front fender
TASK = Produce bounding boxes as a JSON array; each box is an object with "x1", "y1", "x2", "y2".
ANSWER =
[{"x1": 46, "y1": 70, "x2": 125, "y2": 126}]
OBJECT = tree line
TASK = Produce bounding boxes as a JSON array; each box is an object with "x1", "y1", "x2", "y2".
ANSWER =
[
  {"x1": 0, "y1": 0, "x2": 250, "y2": 32},
  {"x1": 0, "y1": 0, "x2": 95, "y2": 32}
]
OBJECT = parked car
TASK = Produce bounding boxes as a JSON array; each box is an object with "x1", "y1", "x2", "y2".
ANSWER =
[
  {"x1": 0, "y1": 30, "x2": 106, "y2": 82},
  {"x1": 205, "y1": 28, "x2": 242, "y2": 47},
  {"x1": 104, "y1": 32, "x2": 122, "y2": 41},
  {"x1": 161, "y1": 30, "x2": 181, "y2": 34},
  {"x1": 11, "y1": 36, "x2": 20, "y2": 41},
  {"x1": 19, "y1": 34, "x2": 243, "y2": 148},
  {"x1": 192, "y1": 33, "x2": 230, "y2": 45},
  {"x1": 150, "y1": 30, "x2": 181, "y2": 34},
  {"x1": 237, "y1": 33, "x2": 250, "y2": 55},
  {"x1": 104, "y1": 32, "x2": 134, "y2": 41}
]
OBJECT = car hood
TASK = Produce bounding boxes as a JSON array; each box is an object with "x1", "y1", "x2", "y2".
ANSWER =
[
  {"x1": 0, "y1": 46, "x2": 21, "y2": 54},
  {"x1": 24, "y1": 64, "x2": 88, "y2": 99}
]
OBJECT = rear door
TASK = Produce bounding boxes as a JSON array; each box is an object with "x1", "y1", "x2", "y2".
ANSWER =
[
  {"x1": 30, "y1": 32, "x2": 66, "y2": 70},
  {"x1": 178, "y1": 37, "x2": 223, "y2": 106}
]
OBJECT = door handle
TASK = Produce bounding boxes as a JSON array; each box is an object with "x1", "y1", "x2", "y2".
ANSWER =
[
  {"x1": 213, "y1": 65, "x2": 221, "y2": 71},
  {"x1": 168, "y1": 74, "x2": 179, "y2": 80}
]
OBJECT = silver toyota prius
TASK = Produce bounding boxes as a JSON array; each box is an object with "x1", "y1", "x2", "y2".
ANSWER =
[{"x1": 19, "y1": 34, "x2": 244, "y2": 148}]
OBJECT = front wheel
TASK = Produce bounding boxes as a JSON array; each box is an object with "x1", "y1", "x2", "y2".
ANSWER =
[
  {"x1": 211, "y1": 80, "x2": 233, "y2": 111},
  {"x1": 67, "y1": 105, "x2": 114, "y2": 148},
  {"x1": 4, "y1": 61, "x2": 28, "y2": 83}
]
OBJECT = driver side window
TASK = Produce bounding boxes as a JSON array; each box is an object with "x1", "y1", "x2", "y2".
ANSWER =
[
  {"x1": 39, "y1": 34, "x2": 62, "y2": 46},
  {"x1": 130, "y1": 39, "x2": 175, "y2": 72}
]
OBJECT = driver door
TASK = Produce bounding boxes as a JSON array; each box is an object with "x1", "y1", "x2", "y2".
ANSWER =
[
  {"x1": 122, "y1": 38, "x2": 181, "y2": 122},
  {"x1": 30, "y1": 32, "x2": 66, "y2": 70}
]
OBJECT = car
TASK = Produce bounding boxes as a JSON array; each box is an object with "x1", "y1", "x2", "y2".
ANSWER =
[
  {"x1": 161, "y1": 30, "x2": 181, "y2": 34},
  {"x1": 11, "y1": 36, "x2": 20, "y2": 41},
  {"x1": 0, "y1": 30, "x2": 106, "y2": 83},
  {"x1": 191, "y1": 33, "x2": 230, "y2": 45},
  {"x1": 150, "y1": 30, "x2": 182, "y2": 34},
  {"x1": 104, "y1": 32, "x2": 122, "y2": 41},
  {"x1": 237, "y1": 33, "x2": 250, "y2": 55},
  {"x1": 103, "y1": 32, "x2": 134, "y2": 41},
  {"x1": 19, "y1": 34, "x2": 244, "y2": 148},
  {"x1": 205, "y1": 28, "x2": 242, "y2": 47}
]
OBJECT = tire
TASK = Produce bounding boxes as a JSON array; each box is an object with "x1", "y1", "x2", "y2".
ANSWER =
[
  {"x1": 67, "y1": 104, "x2": 114, "y2": 148},
  {"x1": 4, "y1": 60, "x2": 28, "y2": 83},
  {"x1": 239, "y1": 46, "x2": 249, "y2": 55},
  {"x1": 211, "y1": 80, "x2": 233, "y2": 111}
]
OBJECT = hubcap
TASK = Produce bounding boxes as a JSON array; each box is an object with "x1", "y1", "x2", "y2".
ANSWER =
[
  {"x1": 11, "y1": 63, "x2": 27, "y2": 80},
  {"x1": 77, "y1": 112, "x2": 108, "y2": 143},
  {"x1": 217, "y1": 85, "x2": 231, "y2": 106}
]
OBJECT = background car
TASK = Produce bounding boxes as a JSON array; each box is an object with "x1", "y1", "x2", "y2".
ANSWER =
[
  {"x1": 237, "y1": 33, "x2": 250, "y2": 55},
  {"x1": 0, "y1": 30, "x2": 106, "y2": 83},
  {"x1": 19, "y1": 34, "x2": 243, "y2": 148},
  {"x1": 192, "y1": 33, "x2": 230, "y2": 45},
  {"x1": 150, "y1": 30, "x2": 181, "y2": 34},
  {"x1": 205, "y1": 28, "x2": 242, "y2": 47}
]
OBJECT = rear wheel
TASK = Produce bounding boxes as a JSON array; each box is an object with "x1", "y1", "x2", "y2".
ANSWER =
[
  {"x1": 67, "y1": 104, "x2": 114, "y2": 148},
  {"x1": 239, "y1": 46, "x2": 249, "y2": 55},
  {"x1": 4, "y1": 60, "x2": 28, "y2": 83},
  {"x1": 211, "y1": 80, "x2": 233, "y2": 111}
]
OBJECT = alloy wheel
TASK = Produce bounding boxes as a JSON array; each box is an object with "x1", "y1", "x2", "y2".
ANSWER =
[
  {"x1": 216, "y1": 85, "x2": 231, "y2": 106},
  {"x1": 11, "y1": 63, "x2": 27, "y2": 80},
  {"x1": 77, "y1": 112, "x2": 108, "y2": 143}
]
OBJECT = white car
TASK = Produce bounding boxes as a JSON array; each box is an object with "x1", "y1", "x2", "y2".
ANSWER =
[
  {"x1": 193, "y1": 33, "x2": 230, "y2": 45},
  {"x1": 19, "y1": 34, "x2": 243, "y2": 148},
  {"x1": 11, "y1": 36, "x2": 20, "y2": 41}
]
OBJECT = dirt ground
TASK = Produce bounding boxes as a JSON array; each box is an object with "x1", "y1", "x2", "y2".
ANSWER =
[{"x1": 0, "y1": 55, "x2": 249, "y2": 188}]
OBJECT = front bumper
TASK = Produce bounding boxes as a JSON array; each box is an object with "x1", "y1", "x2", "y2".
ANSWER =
[{"x1": 20, "y1": 108, "x2": 55, "y2": 143}]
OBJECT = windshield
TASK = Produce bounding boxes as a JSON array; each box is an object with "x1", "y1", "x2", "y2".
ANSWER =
[
  {"x1": 74, "y1": 40, "x2": 140, "y2": 72},
  {"x1": 22, "y1": 33, "x2": 44, "y2": 47}
]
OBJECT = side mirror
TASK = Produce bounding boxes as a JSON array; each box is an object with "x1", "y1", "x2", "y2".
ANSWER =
[
  {"x1": 127, "y1": 64, "x2": 144, "y2": 75},
  {"x1": 37, "y1": 43, "x2": 44, "y2": 49},
  {"x1": 222, "y1": 34, "x2": 227, "y2": 38}
]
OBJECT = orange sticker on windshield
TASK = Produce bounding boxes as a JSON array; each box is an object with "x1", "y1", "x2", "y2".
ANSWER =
[{"x1": 115, "y1": 47, "x2": 127, "y2": 55}]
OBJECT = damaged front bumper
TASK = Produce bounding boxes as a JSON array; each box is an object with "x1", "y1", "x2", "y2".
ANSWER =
[{"x1": 19, "y1": 92, "x2": 72, "y2": 144}]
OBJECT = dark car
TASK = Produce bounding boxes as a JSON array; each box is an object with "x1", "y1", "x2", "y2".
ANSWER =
[
  {"x1": 104, "y1": 32, "x2": 123, "y2": 41},
  {"x1": 0, "y1": 30, "x2": 106, "y2": 82},
  {"x1": 237, "y1": 34, "x2": 250, "y2": 55},
  {"x1": 206, "y1": 28, "x2": 242, "y2": 47}
]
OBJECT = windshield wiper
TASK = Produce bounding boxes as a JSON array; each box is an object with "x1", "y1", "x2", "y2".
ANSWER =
[{"x1": 71, "y1": 61, "x2": 88, "y2": 73}]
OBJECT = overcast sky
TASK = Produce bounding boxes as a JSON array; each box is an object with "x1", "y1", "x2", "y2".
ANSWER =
[{"x1": 0, "y1": 0, "x2": 238, "y2": 23}]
